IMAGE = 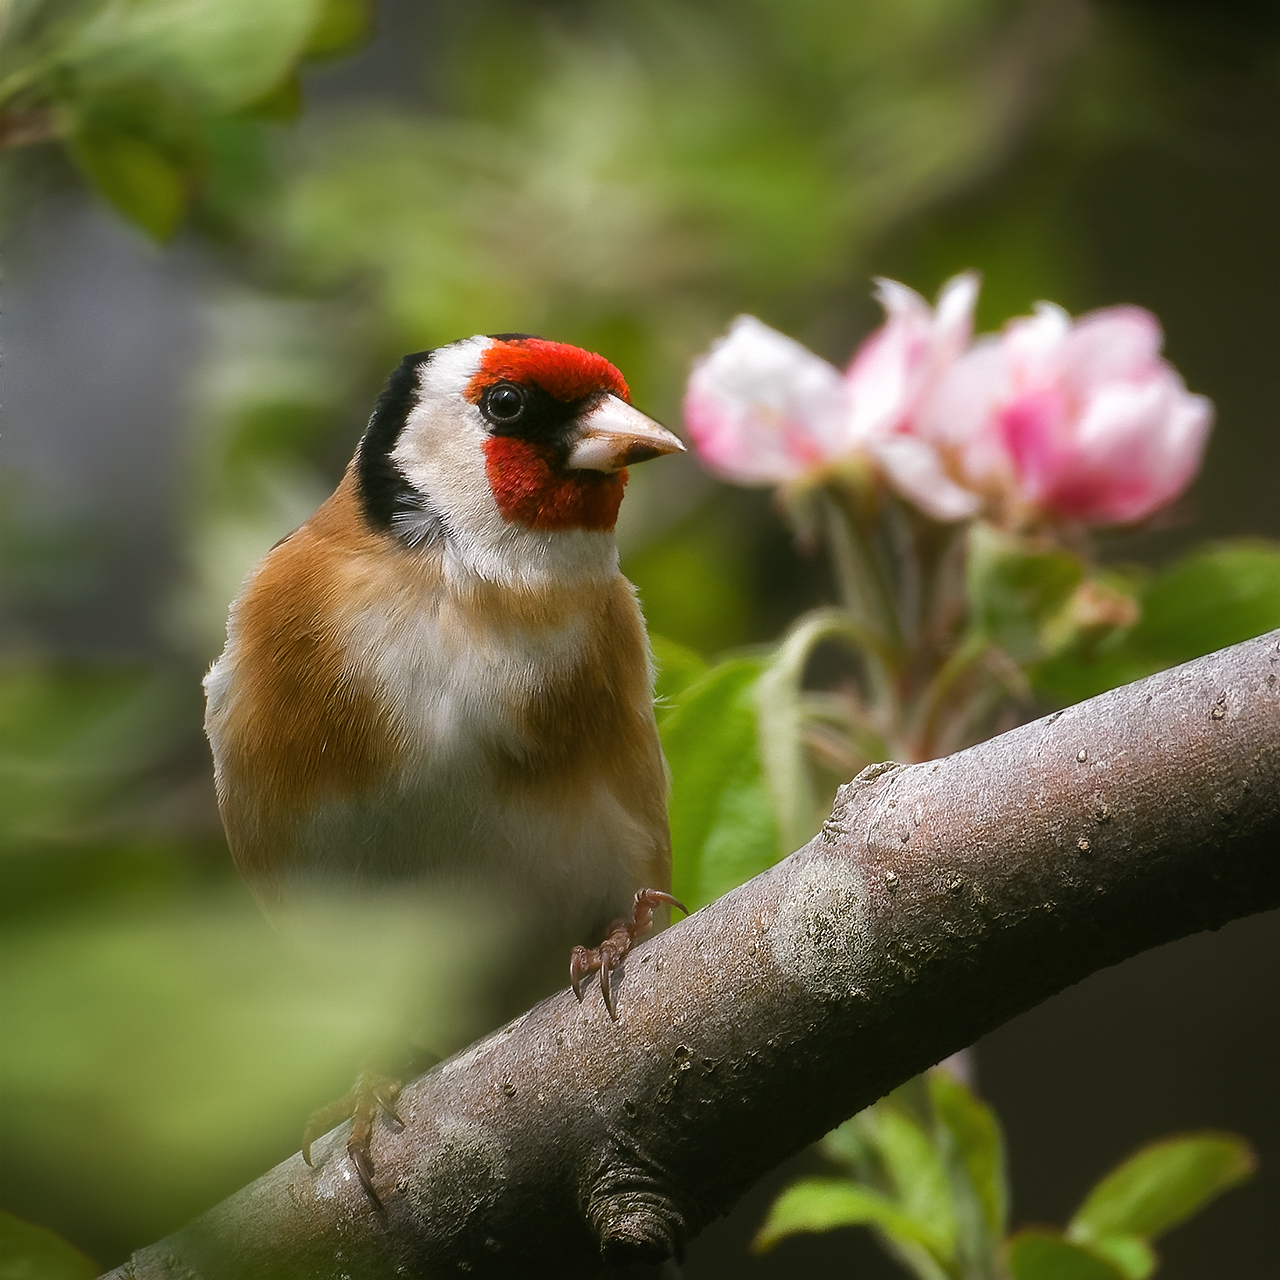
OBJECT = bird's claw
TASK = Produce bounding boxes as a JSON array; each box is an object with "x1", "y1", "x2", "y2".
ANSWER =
[
  {"x1": 302, "y1": 1070, "x2": 404, "y2": 1213},
  {"x1": 570, "y1": 889, "x2": 688, "y2": 1020},
  {"x1": 347, "y1": 1135, "x2": 381, "y2": 1213}
]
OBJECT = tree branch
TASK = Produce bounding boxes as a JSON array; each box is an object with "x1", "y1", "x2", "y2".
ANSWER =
[{"x1": 105, "y1": 632, "x2": 1280, "y2": 1280}]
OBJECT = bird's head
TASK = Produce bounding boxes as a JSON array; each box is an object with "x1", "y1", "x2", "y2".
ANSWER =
[{"x1": 354, "y1": 335, "x2": 685, "y2": 585}]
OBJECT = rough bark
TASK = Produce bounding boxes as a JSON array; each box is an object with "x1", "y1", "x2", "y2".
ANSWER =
[{"x1": 105, "y1": 632, "x2": 1280, "y2": 1280}]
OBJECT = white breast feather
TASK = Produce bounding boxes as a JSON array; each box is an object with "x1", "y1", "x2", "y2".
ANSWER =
[{"x1": 286, "y1": 575, "x2": 653, "y2": 922}]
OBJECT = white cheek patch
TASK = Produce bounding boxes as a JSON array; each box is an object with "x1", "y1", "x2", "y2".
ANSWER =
[
  {"x1": 391, "y1": 338, "x2": 493, "y2": 531},
  {"x1": 389, "y1": 338, "x2": 620, "y2": 590}
]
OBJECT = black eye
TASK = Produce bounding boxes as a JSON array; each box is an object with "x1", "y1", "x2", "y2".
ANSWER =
[{"x1": 482, "y1": 382, "x2": 527, "y2": 426}]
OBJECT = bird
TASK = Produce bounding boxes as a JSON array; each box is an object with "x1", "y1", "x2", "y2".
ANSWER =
[{"x1": 203, "y1": 333, "x2": 687, "y2": 1200}]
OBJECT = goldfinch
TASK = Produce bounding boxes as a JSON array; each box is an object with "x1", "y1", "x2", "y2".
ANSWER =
[{"x1": 203, "y1": 335, "x2": 685, "y2": 1194}]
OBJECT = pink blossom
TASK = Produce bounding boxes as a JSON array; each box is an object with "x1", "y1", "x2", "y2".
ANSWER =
[
  {"x1": 682, "y1": 315, "x2": 850, "y2": 485},
  {"x1": 683, "y1": 275, "x2": 980, "y2": 495},
  {"x1": 929, "y1": 303, "x2": 1213, "y2": 525},
  {"x1": 846, "y1": 274, "x2": 984, "y2": 520},
  {"x1": 684, "y1": 281, "x2": 1211, "y2": 531}
]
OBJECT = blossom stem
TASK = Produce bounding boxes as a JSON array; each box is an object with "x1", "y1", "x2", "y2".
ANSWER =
[
  {"x1": 758, "y1": 608, "x2": 897, "y2": 850},
  {"x1": 819, "y1": 486, "x2": 902, "y2": 660},
  {"x1": 908, "y1": 632, "x2": 992, "y2": 762}
]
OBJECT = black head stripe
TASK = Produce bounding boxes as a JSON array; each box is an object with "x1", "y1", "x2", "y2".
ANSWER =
[
  {"x1": 486, "y1": 332, "x2": 541, "y2": 342},
  {"x1": 356, "y1": 350, "x2": 434, "y2": 530}
]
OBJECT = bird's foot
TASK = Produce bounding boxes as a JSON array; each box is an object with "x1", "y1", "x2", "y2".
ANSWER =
[
  {"x1": 570, "y1": 888, "x2": 687, "y2": 1020},
  {"x1": 302, "y1": 1069, "x2": 405, "y2": 1212}
]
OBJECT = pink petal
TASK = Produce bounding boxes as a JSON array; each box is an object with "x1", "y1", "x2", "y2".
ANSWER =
[
  {"x1": 1060, "y1": 378, "x2": 1211, "y2": 523},
  {"x1": 1062, "y1": 306, "x2": 1164, "y2": 390},
  {"x1": 917, "y1": 338, "x2": 1009, "y2": 488},
  {"x1": 977, "y1": 301, "x2": 1211, "y2": 526},
  {"x1": 1000, "y1": 304, "x2": 1072, "y2": 391},
  {"x1": 871, "y1": 277, "x2": 935, "y2": 330},
  {"x1": 1021, "y1": 376, "x2": 1212, "y2": 524},
  {"x1": 998, "y1": 386, "x2": 1071, "y2": 506},
  {"x1": 848, "y1": 273, "x2": 979, "y2": 444},
  {"x1": 846, "y1": 324, "x2": 918, "y2": 441}
]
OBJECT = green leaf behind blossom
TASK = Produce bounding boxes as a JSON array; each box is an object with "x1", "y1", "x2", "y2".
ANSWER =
[
  {"x1": 660, "y1": 656, "x2": 781, "y2": 910},
  {"x1": 966, "y1": 522, "x2": 1083, "y2": 663},
  {"x1": 1130, "y1": 542, "x2": 1280, "y2": 665},
  {"x1": 1035, "y1": 541, "x2": 1280, "y2": 703},
  {"x1": 650, "y1": 634, "x2": 708, "y2": 725}
]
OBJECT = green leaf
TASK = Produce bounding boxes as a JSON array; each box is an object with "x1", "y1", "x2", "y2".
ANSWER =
[
  {"x1": 1129, "y1": 541, "x2": 1280, "y2": 663},
  {"x1": 68, "y1": 128, "x2": 186, "y2": 240},
  {"x1": 1038, "y1": 574, "x2": 1141, "y2": 662},
  {"x1": 929, "y1": 1067, "x2": 1008, "y2": 1242},
  {"x1": 1067, "y1": 1132, "x2": 1256, "y2": 1244},
  {"x1": 1006, "y1": 1231, "x2": 1128, "y2": 1280},
  {"x1": 1034, "y1": 540, "x2": 1280, "y2": 704},
  {"x1": 1085, "y1": 1234, "x2": 1156, "y2": 1280},
  {"x1": 821, "y1": 1112, "x2": 877, "y2": 1176},
  {"x1": 650, "y1": 634, "x2": 707, "y2": 725},
  {"x1": 756, "y1": 608, "x2": 882, "y2": 853},
  {"x1": 661, "y1": 656, "x2": 781, "y2": 909},
  {"x1": 966, "y1": 522, "x2": 1082, "y2": 663},
  {"x1": 870, "y1": 1099, "x2": 957, "y2": 1258},
  {"x1": 63, "y1": 0, "x2": 324, "y2": 112},
  {"x1": 0, "y1": 1210, "x2": 97, "y2": 1280},
  {"x1": 754, "y1": 1178, "x2": 944, "y2": 1257}
]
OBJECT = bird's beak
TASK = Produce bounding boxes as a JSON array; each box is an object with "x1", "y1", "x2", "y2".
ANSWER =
[{"x1": 565, "y1": 395, "x2": 686, "y2": 473}]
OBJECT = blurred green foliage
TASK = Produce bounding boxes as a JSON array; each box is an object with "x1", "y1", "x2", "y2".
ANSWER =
[
  {"x1": 0, "y1": 665, "x2": 179, "y2": 847},
  {"x1": 756, "y1": 1070, "x2": 1255, "y2": 1280},
  {"x1": 0, "y1": 0, "x2": 373, "y2": 236},
  {"x1": 0, "y1": 1210, "x2": 98, "y2": 1279},
  {"x1": 1, "y1": 0, "x2": 1278, "y2": 1271}
]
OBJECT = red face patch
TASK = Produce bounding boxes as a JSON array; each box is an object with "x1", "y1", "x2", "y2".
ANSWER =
[
  {"x1": 484, "y1": 437, "x2": 627, "y2": 532},
  {"x1": 470, "y1": 336, "x2": 633, "y2": 531},
  {"x1": 466, "y1": 338, "x2": 630, "y2": 405}
]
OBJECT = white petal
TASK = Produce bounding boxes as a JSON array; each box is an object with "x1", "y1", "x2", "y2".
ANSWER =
[
  {"x1": 933, "y1": 272, "x2": 980, "y2": 357},
  {"x1": 1064, "y1": 306, "x2": 1163, "y2": 388},
  {"x1": 685, "y1": 316, "x2": 848, "y2": 484},
  {"x1": 872, "y1": 435, "x2": 984, "y2": 522},
  {"x1": 872, "y1": 277, "x2": 932, "y2": 326}
]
